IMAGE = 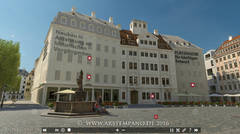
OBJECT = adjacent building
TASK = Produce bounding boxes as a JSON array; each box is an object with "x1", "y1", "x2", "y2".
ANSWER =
[
  {"x1": 24, "y1": 69, "x2": 34, "y2": 100},
  {"x1": 214, "y1": 35, "x2": 240, "y2": 102},
  {"x1": 31, "y1": 8, "x2": 208, "y2": 105},
  {"x1": 4, "y1": 69, "x2": 28, "y2": 101},
  {"x1": 204, "y1": 50, "x2": 218, "y2": 94}
]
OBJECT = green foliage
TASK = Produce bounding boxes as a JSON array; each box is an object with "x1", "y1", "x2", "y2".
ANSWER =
[
  {"x1": 0, "y1": 39, "x2": 20, "y2": 91},
  {"x1": 48, "y1": 102, "x2": 54, "y2": 108}
]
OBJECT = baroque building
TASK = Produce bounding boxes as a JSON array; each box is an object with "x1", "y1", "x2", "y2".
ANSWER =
[{"x1": 31, "y1": 8, "x2": 208, "y2": 105}]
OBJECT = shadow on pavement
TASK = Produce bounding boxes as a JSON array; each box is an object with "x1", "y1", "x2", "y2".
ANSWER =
[{"x1": 0, "y1": 103, "x2": 48, "y2": 111}]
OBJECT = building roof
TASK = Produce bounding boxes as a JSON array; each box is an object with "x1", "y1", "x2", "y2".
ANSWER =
[
  {"x1": 161, "y1": 35, "x2": 200, "y2": 49},
  {"x1": 215, "y1": 35, "x2": 240, "y2": 52},
  {"x1": 120, "y1": 30, "x2": 172, "y2": 50}
]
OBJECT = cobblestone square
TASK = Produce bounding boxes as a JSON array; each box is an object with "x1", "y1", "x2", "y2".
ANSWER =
[{"x1": 1, "y1": 101, "x2": 240, "y2": 134}]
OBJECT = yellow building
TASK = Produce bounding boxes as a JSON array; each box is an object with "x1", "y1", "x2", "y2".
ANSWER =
[{"x1": 24, "y1": 69, "x2": 34, "y2": 100}]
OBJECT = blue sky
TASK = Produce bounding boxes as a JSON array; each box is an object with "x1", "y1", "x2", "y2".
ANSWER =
[{"x1": 0, "y1": 0, "x2": 239, "y2": 72}]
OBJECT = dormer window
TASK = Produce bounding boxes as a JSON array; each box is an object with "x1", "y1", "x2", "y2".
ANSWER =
[
  {"x1": 134, "y1": 23, "x2": 137, "y2": 27},
  {"x1": 61, "y1": 16, "x2": 67, "y2": 24},
  {"x1": 146, "y1": 35, "x2": 149, "y2": 38},
  {"x1": 71, "y1": 19, "x2": 76, "y2": 26}
]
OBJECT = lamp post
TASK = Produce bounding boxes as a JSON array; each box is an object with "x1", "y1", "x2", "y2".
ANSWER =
[{"x1": 0, "y1": 84, "x2": 7, "y2": 108}]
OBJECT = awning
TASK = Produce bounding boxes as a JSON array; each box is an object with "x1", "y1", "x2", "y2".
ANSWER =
[
  {"x1": 209, "y1": 93, "x2": 223, "y2": 97},
  {"x1": 175, "y1": 93, "x2": 202, "y2": 97},
  {"x1": 54, "y1": 89, "x2": 76, "y2": 94},
  {"x1": 223, "y1": 94, "x2": 240, "y2": 97}
]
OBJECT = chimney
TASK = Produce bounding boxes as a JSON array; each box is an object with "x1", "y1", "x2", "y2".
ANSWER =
[
  {"x1": 229, "y1": 36, "x2": 232, "y2": 41},
  {"x1": 117, "y1": 24, "x2": 121, "y2": 29},
  {"x1": 71, "y1": 7, "x2": 76, "y2": 15},
  {"x1": 154, "y1": 29, "x2": 158, "y2": 35},
  {"x1": 109, "y1": 16, "x2": 113, "y2": 24},
  {"x1": 91, "y1": 11, "x2": 96, "y2": 18}
]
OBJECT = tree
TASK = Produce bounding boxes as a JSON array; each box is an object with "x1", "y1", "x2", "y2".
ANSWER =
[{"x1": 0, "y1": 39, "x2": 20, "y2": 108}]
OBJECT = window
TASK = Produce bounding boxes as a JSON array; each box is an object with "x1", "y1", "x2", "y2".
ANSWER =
[
  {"x1": 228, "y1": 55, "x2": 231, "y2": 59},
  {"x1": 122, "y1": 76, "x2": 125, "y2": 84},
  {"x1": 129, "y1": 62, "x2": 133, "y2": 69},
  {"x1": 162, "y1": 78, "x2": 166, "y2": 85},
  {"x1": 66, "y1": 71, "x2": 71, "y2": 81},
  {"x1": 153, "y1": 41, "x2": 156, "y2": 45},
  {"x1": 144, "y1": 40, "x2": 147, "y2": 44},
  {"x1": 134, "y1": 23, "x2": 137, "y2": 27},
  {"x1": 216, "y1": 59, "x2": 218, "y2": 63},
  {"x1": 67, "y1": 53, "x2": 73, "y2": 63},
  {"x1": 154, "y1": 64, "x2": 158, "y2": 71},
  {"x1": 155, "y1": 78, "x2": 159, "y2": 85},
  {"x1": 129, "y1": 51, "x2": 133, "y2": 56},
  {"x1": 160, "y1": 54, "x2": 164, "y2": 58},
  {"x1": 96, "y1": 44, "x2": 101, "y2": 51},
  {"x1": 134, "y1": 76, "x2": 137, "y2": 84},
  {"x1": 146, "y1": 63, "x2": 149, "y2": 70},
  {"x1": 112, "y1": 75, "x2": 116, "y2": 84},
  {"x1": 134, "y1": 63, "x2": 137, "y2": 69},
  {"x1": 150, "y1": 53, "x2": 153, "y2": 57},
  {"x1": 96, "y1": 57, "x2": 100, "y2": 66},
  {"x1": 146, "y1": 77, "x2": 150, "y2": 85},
  {"x1": 232, "y1": 53, "x2": 236, "y2": 58},
  {"x1": 229, "y1": 63, "x2": 233, "y2": 68},
  {"x1": 139, "y1": 24, "x2": 141, "y2": 27},
  {"x1": 133, "y1": 51, "x2": 137, "y2": 56},
  {"x1": 161, "y1": 65, "x2": 165, "y2": 71},
  {"x1": 95, "y1": 74, "x2": 99, "y2": 83},
  {"x1": 140, "y1": 40, "x2": 143, "y2": 44},
  {"x1": 104, "y1": 75, "x2": 108, "y2": 83},
  {"x1": 147, "y1": 92, "x2": 150, "y2": 100},
  {"x1": 122, "y1": 50, "x2": 125, "y2": 55},
  {"x1": 165, "y1": 65, "x2": 168, "y2": 71},
  {"x1": 55, "y1": 70, "x2": 60, "y2": 80},
  {"x1": 56, "y1": 51, "x2": 62, "y2": 61},
  {"x1": 104, "y1": 59, "x2": 108, "y2": 67},
  {"x1": 145, "y1": 52, "x2": 148, "y2": 57},
  {"x1": 78, "y1": 55, "x2": 82, "y2": 64},
  {"x1": 141, "y1": 52, "x2": 144, "y2": 56},
  {"x1": 122, "y1": 92, "x2": 125, "y2": 100},
  {"x1": 129, "y1": 76, "x2": 133, "y2": 84},
  {"x1": 122, "y1": 61, "x2": 125, "y2": 69},
  {"x1": 227, "y1": 74, "x2": 230, "y2": 79},
  {"x1": 211, "y1": 60, "x2": 214, "y2": 66},
  {"x1": 112, "y1": 47, "x2": 116, "y2": 54},
  {"x1": 111, "y1": 60, "x2": 116, "y2": 68},
  {"x1": 217, "y1": 67, "x2": 219, "y2": 71},
  {"x1": 221, "y1": 66, "x2": 224, "y2": 70},
  {"x1": 142, "y1": 77, "x2": 145, "y2": 84},
  {"x1": 164, "y1": 54, "x2": 167, "y2": 58},
  {"x1": 225, "y1": 64, "x2": 228, "y2": 69},
  {"x1": 150, "y1": 64, "x2": 154, "y2": 71},
  {"x1": 223, "y1": 56, "x2": 226, "y2": 60},
  {"x1": 154, "y1": 53, "x2": 157, "y2": 58},
  {"x1": 234, "y1": 62, "x2": 238, "y2": 68},
  {"x1": 207, "y1": 69, "x2": 213, "y2": 76},
  {"x1": 236, "y1": 72, "x2": 240, "y2": 78},
  {"x1": 86, "y1": 42, "x2": 92, "y2": 49},
  {"x1": 231, "y1": 73, "x2": 235, "y2": 79},
  {"x1": 151, "y1": 77, "x2": 154, "y2": 85},
  {"x1": 141, "y1": 63, "x2": 145, "y2": 70},
  {"x1": 142, "y1": 92, "x2": 146, "y2": 100},
  {"x1": 156, "y1": 93, "x2": 159, "y2": 99},
  {"x1": 229, "y1": 85, "x2": 232, "y2": 90},
  {"x1": 149, "y1": 41, "x2": 152, "y2": 45},
  {"x1": 143, "y1": 24, "x2": 146, "y2": 28},
  {"x1": 61, "y1": 16, "x2": 67, "y2": 24},
  {"x1": 166, "y1": 78, "x2": 169, "y2": 85},
  {"x1": 238, "y1": 52, "x2": 240, "y2": 56},
  {"x1": 104, "y1": 46, "x2": 109, "y2": 52},
  {"x1": 220, "y1": 58, "x2": 222, "y2": 62}
]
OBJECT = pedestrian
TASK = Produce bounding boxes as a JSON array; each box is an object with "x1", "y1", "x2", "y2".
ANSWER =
[{"x1": 98, "y1": 96, "x2": 102, "y2": 106}]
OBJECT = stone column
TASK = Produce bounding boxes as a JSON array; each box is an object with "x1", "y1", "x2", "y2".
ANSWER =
[
  {"x1": 57, "y1": 87, "x2": 60, "y2": 102},
  {"x1": 91, "y1": 88, "x2": 95, "y2": 101},
  {"x1": 69, "y1": 94, "x2": 72, "y2": 101},
  {"x1": 42, "y1": 86, "x2": 47, "y2": 105},
  {"x1": 111, "y1": 89, "x2": 113, "y2": 102},
  {"x1": 102, "y1": 89, "x2": 104, "y2": 102}
]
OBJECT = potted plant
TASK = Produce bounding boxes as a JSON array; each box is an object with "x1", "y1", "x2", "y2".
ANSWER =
[{"x1": 48, "y1": 102, "x2": 54, "y2": 109}]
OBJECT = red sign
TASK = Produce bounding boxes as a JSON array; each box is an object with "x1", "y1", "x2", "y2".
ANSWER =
[
  {"x1": 150, "y1": 94, "x2": 155, "y2": 99},
  {"x1": 87, "y1": 74, "x2": 92, "y2": 80},
  {"x1": 190, "y1": 82, "x2": 196, "y2": 87},
  {"x1": 87, "y1": 56, "x2": 92, "y2": 61},
  {"x1": 154, "y1": 114, "x2": 158, "y2": 119}
]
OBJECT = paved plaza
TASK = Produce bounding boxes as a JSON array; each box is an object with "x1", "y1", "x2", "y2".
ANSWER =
[{"x1": 1, "y1": 101, "x2": 240, "y2": 134}]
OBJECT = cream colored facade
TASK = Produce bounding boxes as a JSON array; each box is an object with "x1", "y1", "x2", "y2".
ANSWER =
[
  {"x1": 31, "y1": 8, "x2": 208, "y2": 105},
  {"x1": 213, "y1": 35, "x2": 240, "y2": 102},
  {"x1": 24, "y1": 69, "x2": 34, "y2": 100}
]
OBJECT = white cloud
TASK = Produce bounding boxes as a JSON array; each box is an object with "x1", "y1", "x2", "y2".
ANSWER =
[{"x1": 10, "y1": 34, "x2": 15, "y2": 38}]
